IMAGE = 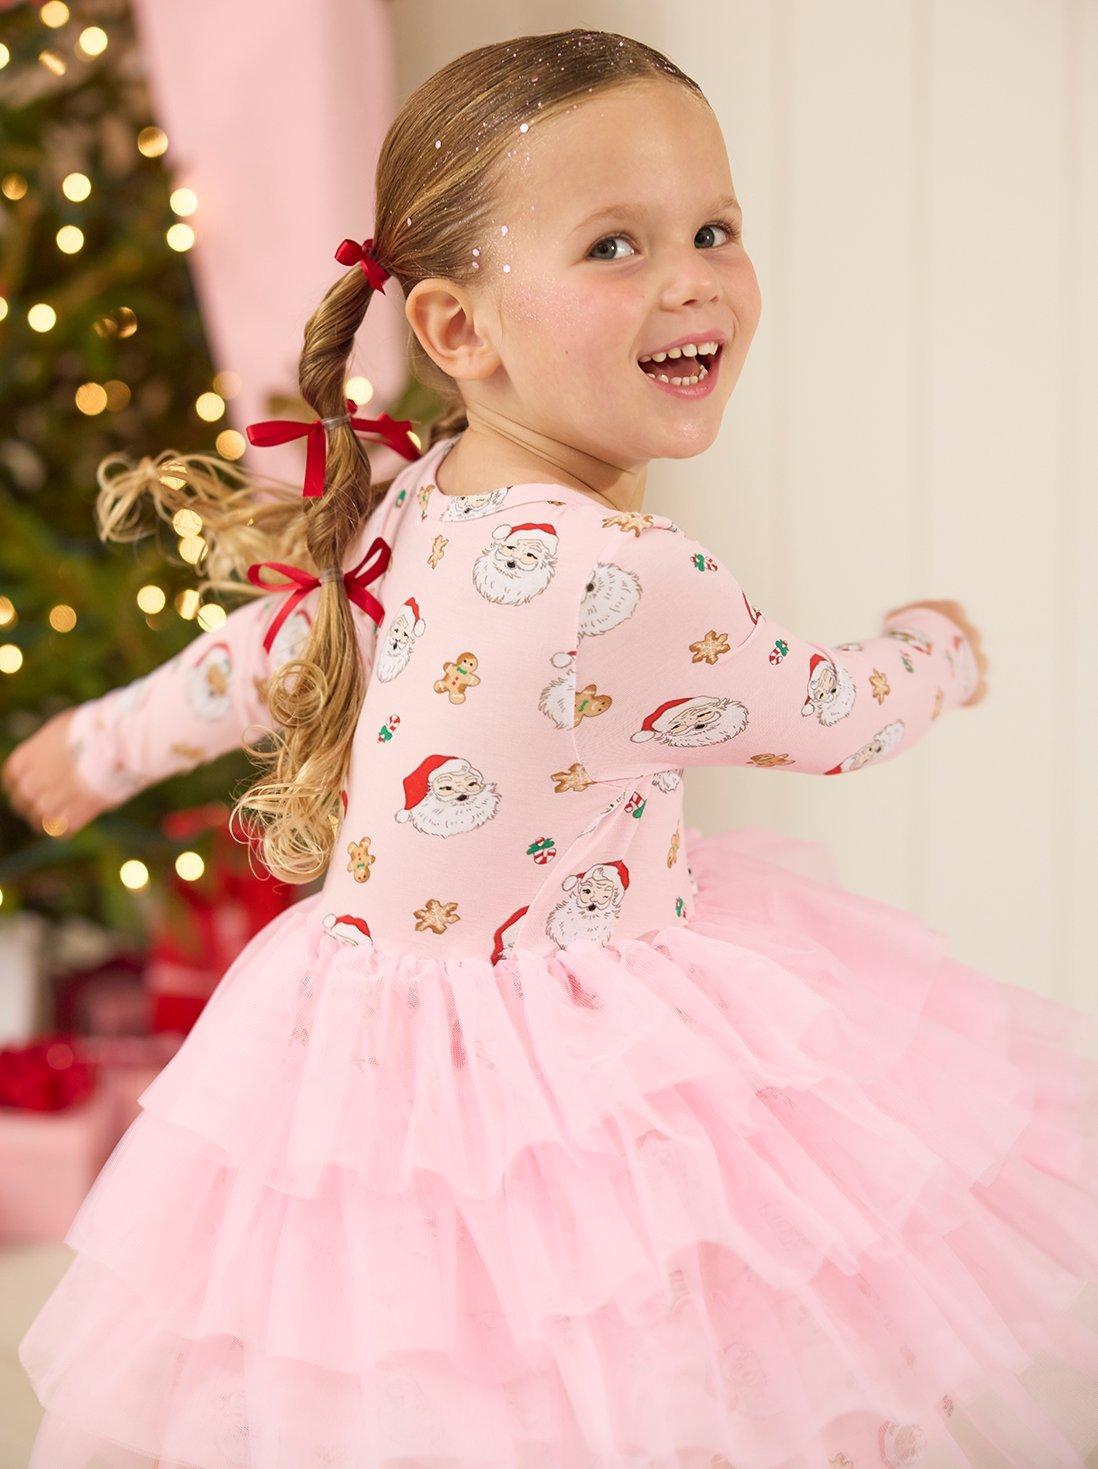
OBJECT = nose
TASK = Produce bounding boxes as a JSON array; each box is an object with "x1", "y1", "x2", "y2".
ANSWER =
[{"x1": 657, "y1": 245, "x2": 722, "y2": 311}]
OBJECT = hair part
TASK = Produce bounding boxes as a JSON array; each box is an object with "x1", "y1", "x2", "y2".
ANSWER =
[{"x1": 90, "y1": 28, "x2": 703, "y2": 885}]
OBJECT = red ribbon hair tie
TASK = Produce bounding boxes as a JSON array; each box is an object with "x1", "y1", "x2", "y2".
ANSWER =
[
  {"x1": 335, "y1": 236, "x2": 390, "y2": 292},
  {"x1": 244, "y1": 400, "x2": 420, "y2": 499},
  {"x1": 246, "y1": 535, "x2": 393, "y2": 656}
]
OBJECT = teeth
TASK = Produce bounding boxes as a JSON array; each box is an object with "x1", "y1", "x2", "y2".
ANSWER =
[
  {"x1": 652, "y1": 362, "x2": 709, "y2": 386},
  {"x1": 638, "y1": 339, "x2": 721, "y2": 364}
]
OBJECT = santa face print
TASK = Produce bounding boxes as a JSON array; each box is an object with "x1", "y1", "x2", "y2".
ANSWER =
[
  {"x1": 580, "y1": 560, "x2": 642, "y2": 636},
  {"x1": 631, "y1": 694, "x2": 749, "y2": 751},
  {"x1": 268, "y1": 609, "x2": 311, "y2": 668},
  {"x1": 186, "y1": 642, "x2": 233, "y2": 720},
  {"x1": 545, "y1": 860, "x2": 630, "y2": 948},
  {"x1": 569, "y1": 869, "x2": 621, "y2": 914},
  {"x1": 886, "y1": 626, "x2": 933, "y2": 656},
  {"x1": 435, "y1": 487, "x2": 511, "y2": 522},
  {"x1": 394, "y1": 755, "x2": 501, "y2": 837},
  {"x1": 832, "y1": 719, "x2": 906, "y2": 774},
  {"x1": 801, "y1": 654, "x2": 856, "y2": 727},
  {"x1": 375, "y1": 600, "x2": 427, "y2": 683},
  {"x1": 472, "y1": 523, "x2": 558, "y2": 606}
]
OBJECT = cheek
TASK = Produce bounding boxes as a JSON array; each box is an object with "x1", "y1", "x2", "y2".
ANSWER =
[{"x1": 508, "y1": 279, "x2": 638, "y2": 379}]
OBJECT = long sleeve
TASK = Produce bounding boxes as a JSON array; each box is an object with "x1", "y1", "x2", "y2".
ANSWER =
[
  {"x1": 572, "y1": 519, "x2": 980, "y2": 782},
  {"x1": 66, "y1": 585, "x2": 319, "y2": 807}
]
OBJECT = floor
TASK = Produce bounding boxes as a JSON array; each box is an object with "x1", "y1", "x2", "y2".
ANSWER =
[{"x1": 1, "y1": 1242, "x2": 70, "y2": 1469}]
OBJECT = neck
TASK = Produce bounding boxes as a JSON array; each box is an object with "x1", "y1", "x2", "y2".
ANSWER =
[{"x1": 440, "y1": 404, "x2": 647, "y2": 515}]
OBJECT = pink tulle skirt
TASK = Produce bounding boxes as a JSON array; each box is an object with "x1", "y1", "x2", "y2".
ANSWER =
[{"x1": 18, "y1": 824, "x2": 1098, "y2": 1469}]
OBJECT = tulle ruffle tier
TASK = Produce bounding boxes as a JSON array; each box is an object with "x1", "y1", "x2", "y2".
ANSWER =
[{"x1": 19, "y1": 823, "x2": 1098, "y2": 1469}]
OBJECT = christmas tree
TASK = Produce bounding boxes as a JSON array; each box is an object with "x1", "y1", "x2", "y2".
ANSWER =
[{"x1": 0, "y1": 0, "x2": 432, "y2": 943}]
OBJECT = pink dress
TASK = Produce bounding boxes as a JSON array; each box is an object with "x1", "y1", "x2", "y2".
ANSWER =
[{"x1": 19, "y1": 432, "x2": 1098, "y2": 1469}]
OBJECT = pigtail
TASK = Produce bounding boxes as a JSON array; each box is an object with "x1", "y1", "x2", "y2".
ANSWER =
[{"x1": 230, "y1": 262, "x2": 391, "y2": 884}]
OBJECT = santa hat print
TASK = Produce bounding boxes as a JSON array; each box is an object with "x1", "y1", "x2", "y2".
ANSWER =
[
  {"x1": 396, "y1": 754, "x2": 465, "y2": 821},
  {"x1": 491, "y1": 521, "x2": 559, "y2": 554},
  {"x1": 565, "y1": 860, "x2": 630, "y2": 893},
  {"x1": 630, "y1": 696, "x2": 694, "y2": 742},
  {"x1": 323, "y1": 912, "x2": 372, "y2": 941},
  {"x1": 395, "y1": 597, "x2": 425, "y2": 637},
  {"x1": 197, "y1": 640, "x2": 231, "y2": 669}
]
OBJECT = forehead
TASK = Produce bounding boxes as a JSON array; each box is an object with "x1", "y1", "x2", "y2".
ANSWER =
[{"x1": 496, "y1": 79, "x2": 731, "y2": 229}]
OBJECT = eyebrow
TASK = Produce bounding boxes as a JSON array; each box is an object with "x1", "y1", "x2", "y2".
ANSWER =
[{"x1": 570, "y1": 194, "x2": 742, "y2": 234}]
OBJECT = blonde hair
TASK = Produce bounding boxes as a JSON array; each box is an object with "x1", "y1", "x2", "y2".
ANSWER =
[{"x1": 90, "y1": 28, "x2": 704, "y2": 885}]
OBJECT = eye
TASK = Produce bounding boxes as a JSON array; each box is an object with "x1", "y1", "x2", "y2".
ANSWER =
[
  {"x1": 699, "y1": 217, "x2": 742, "y2": 248},
  {"x1": 587, "y1": 232, "x2": 636, "y2": 262},
  {"x1": 586, "y1": 217, "x2": 742, "y2": 262}
]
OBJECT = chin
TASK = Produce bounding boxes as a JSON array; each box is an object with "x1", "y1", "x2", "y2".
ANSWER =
[{"x1": 649, "y1": 417, "x2": 725, "y2": 461}]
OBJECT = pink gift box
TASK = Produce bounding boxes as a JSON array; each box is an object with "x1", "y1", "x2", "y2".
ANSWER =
[
  {"x1": 0, "y1": 1086, "x2": 116, "y2": 1245},
  {"x1": 78, "y1": 1032, "x2": 184, "y2": 1145}
]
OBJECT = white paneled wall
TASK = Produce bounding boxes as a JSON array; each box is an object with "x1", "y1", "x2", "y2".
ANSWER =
[{"x1": 394, "y1": 2, "x2": 1096, "y2": 1008}]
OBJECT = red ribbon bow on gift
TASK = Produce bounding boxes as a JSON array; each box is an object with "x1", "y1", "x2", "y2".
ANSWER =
[
  {"x1": 247, "y1": 534, "x2": 392, "y2": 655},
  {"x1": 334, "y1": 235, "x2": 391, "y2": 292},
  {"x1": 244, "y1": 401, "x2": 420, "y2": 500}
]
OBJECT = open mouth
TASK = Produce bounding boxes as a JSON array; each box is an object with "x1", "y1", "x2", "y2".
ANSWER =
[{"x1": 637, "y1": 340, "x2": 724, "y2": 392}]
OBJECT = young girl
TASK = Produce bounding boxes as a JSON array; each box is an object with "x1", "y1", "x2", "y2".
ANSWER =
[{"x1": 11, "y1": 26, "x2": 1098, "y2": 1469}]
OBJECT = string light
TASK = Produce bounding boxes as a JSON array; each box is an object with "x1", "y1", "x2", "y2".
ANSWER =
[
  {"x1": 175, "y1": 852, "x2": 205, "y2": 882},
  {"x1": 28, "y1": 304, "x2": 57, "y2": 332},
  {"x1": 48, "y1": 605, "x2": 77, "y2": 633},
  {"x1": 77, "y1": 27, "x2": 109, "y2": 59},
  {"x1": 216, "y1": 430, "x2": 245, "y2": 460},
  {"x1": 56, "y1": 224, "x2": 84, "y2": 254},
  {"x1": 136, "y1": 585, "x2": 167, "y2": 615},
  {"x1": 196, "y1": 603, "x2": 226, "y2": 632},
  {"x1": 171, "y1": 508, "x2": 202, "y2": 537},
  {"x1": 119, "y1": 860, "x2": 149, "y2": 891},
  {"x1": 212, "y1": 370, "x2": 241, "y2": 398},
  {"x1": 61, "y1": 171, "x2": 91, "y2": 201},
  {"x1": 137, "y1": 127, "x2": 167, "y2": 158},
  {"x1": 195, "y1": 391, "x2": 224, "y2": 422},
  {"x1": 75, "y1": 383, "x2": 108, "y2": 414}
]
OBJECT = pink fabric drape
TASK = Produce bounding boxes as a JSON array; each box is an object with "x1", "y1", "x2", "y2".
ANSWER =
[{"x1": 129, "y1": 0, "x2": 407, "y2": 486}]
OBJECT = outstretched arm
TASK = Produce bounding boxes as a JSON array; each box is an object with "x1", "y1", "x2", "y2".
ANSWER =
[
  {"x1": 1, "y1": 585, "x2": 320, "y2": 835},
  {"x1": 572, "y1": 520, "x2": 984, "y2": 782},
  {"x1": 63, "y1": 587, "x2": 318, "y2": 807}
]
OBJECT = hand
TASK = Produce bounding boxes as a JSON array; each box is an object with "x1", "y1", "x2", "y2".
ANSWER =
[
  {"x1": 1, "y1": 707, "x2": 113, "y2": 835},
  {"x1": 884, "y1": 597, "x2": 989, "y2": 707}
]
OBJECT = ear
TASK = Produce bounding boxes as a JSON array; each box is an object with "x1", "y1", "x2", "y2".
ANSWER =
[{"x1": 405, "y1": 278, "x2": 499, "y2": 383}]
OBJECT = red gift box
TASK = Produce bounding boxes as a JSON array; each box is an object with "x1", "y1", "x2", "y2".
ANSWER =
[
  {"x1": 145, "y1": 803, "x2": 298, "y2": 1035},
  {"x1": 0, "y1": 1089, "x2": 117, "y2": 1244},
  {"x1": 0, "y1": 1031, "x2": 184, "y2": 1243}
]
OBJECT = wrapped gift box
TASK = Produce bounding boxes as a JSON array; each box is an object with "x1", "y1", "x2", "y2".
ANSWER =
[
  {"x1": 146, "y1": 803, "x2": 298, "y2": 1035},
  {"x1": 0, "y1": 1085, "x2": 116, "y2": 1245}
]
